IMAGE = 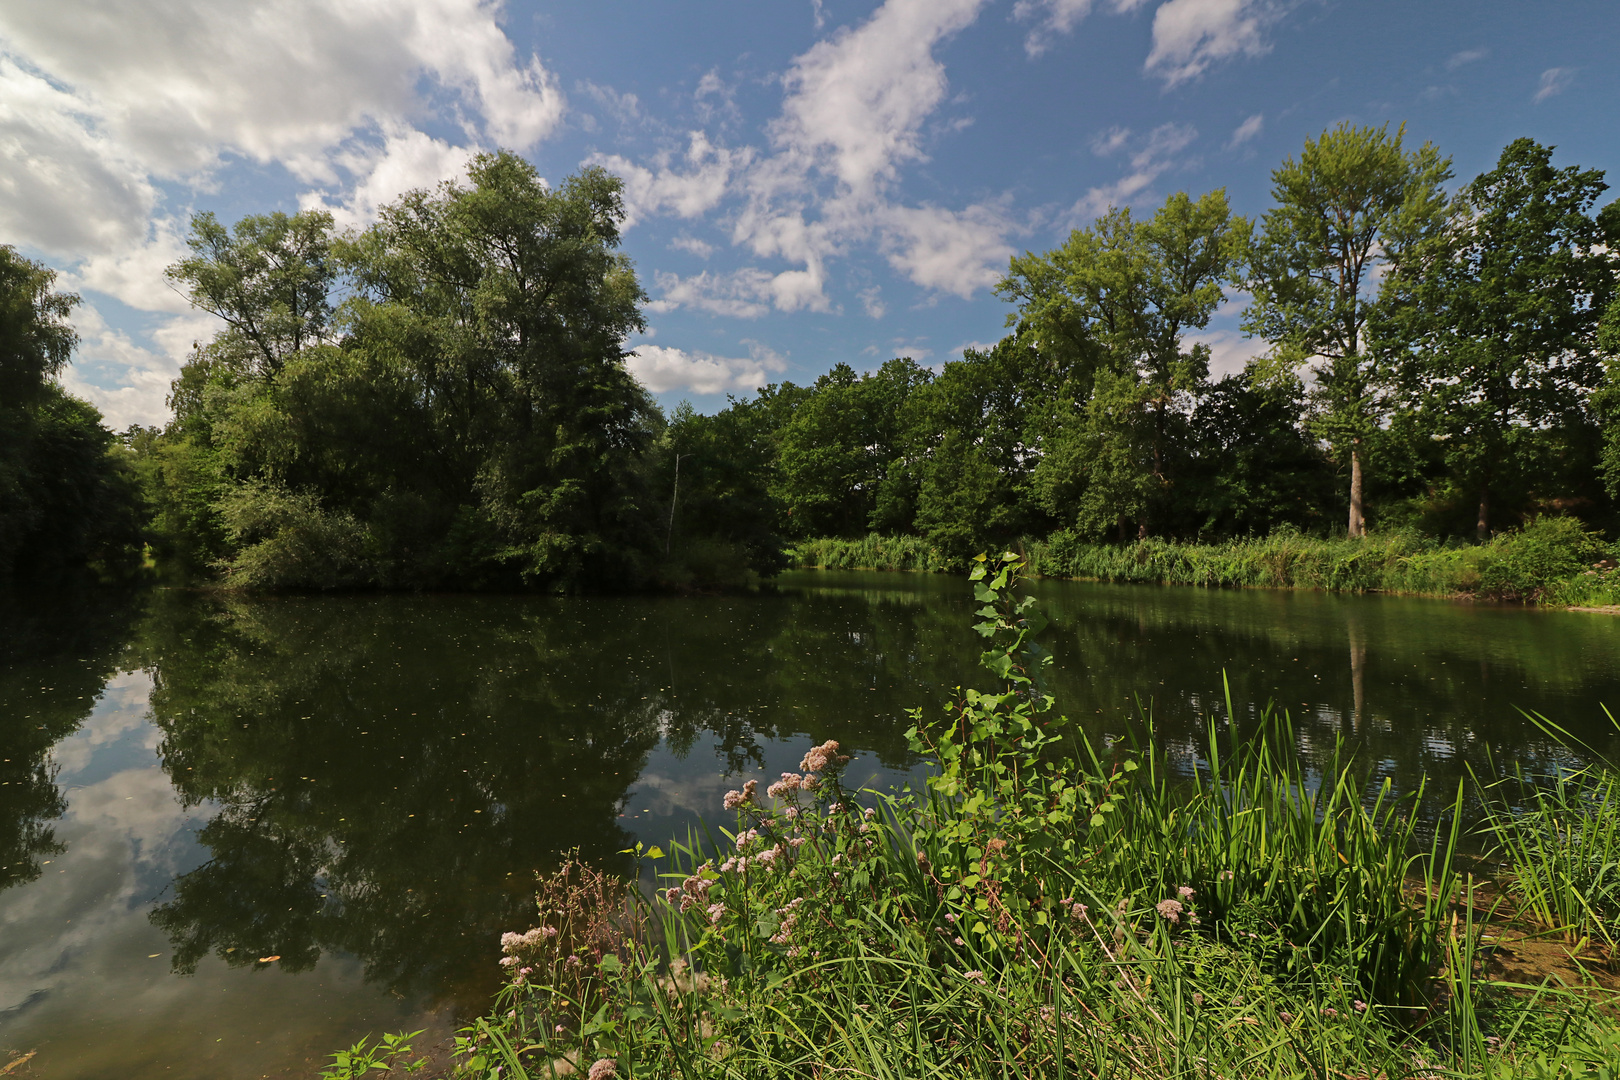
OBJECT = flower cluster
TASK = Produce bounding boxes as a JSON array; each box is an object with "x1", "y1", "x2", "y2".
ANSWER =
[
  {"x1": 664, "y1": 867, "x2": 717, "y2": 913},
  {"x1": 722, "y1": 779, "x2": 758, "y2": 811},
  {"x1": 1155, "y1": 886, "x2": 1200, "y2": 928}
]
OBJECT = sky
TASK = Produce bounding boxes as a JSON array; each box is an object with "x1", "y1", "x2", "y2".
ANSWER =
[{"x1": 3, "y1": 0, "x2": 1617, "y2": 429}]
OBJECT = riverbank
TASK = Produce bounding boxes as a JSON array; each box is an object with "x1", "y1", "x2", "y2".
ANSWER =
[
  {"x1": 789, "y1": 518, "x2": 1620, "y2": 607},
  {"x1": 327, "y1": 556, "x2": 1620, "y2": 1079}
]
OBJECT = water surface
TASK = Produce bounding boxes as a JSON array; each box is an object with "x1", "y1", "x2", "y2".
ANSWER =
[{"x1": 2, "y1": 573, "x2": 1618, "y2": 1077}]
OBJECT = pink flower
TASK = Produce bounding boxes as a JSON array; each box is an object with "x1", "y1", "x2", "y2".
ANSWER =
[
  {"x1": 1177, "y1": 886, "x2": 1195, "y2": 901},
  {"x1": 587, "y1": 1059, "x2": 618, "y2": 1080},
  {"x1": 962, "y1": 970, "x2": 986, "y2": 983},
  {"x1": 722, "y1": 790, "x2": 745, "y2": 810},
  {"x1": 1353, "y1": 1000, "x2": 1367, "y2": 1013},
  {"x1": 1155, "y1": 899, "x2": 1184, "y2": 924}
]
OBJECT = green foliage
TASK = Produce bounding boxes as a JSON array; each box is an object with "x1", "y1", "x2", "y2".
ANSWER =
[
  {"x1": 1244, "y1": 122, "x2": 1452, "y2": 535},
  {"x1": 319, "y1": 1030, "x2": 426, "y2": 1078},
  {"x1": 1382, "y1": 138, "x2": 1616, "y2": 536}
]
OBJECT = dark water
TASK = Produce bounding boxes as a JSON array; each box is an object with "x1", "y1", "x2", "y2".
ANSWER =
[{"x1": 2, "y1": 572, "x2": 1619, "y2": 1077}]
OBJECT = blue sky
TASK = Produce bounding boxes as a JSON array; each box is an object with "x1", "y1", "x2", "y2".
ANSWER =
[{"x1": 3, "y1": 0, "x2": 1615, "y2": 428}]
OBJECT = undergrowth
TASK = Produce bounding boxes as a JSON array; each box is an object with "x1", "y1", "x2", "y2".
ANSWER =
[
  {"x1": 792, "y1": 518, "x2": 1620, "y2": 606},
  {"x1": 327, "y1": 554, "x2": 1620, "y2": 1079}
]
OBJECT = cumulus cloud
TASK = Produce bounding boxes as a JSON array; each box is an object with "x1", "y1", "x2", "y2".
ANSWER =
[
  {"x1": 1445, "y1": 47, "x2": 1488, "y2": 72},
  {"x1": 878, "y1": 202, "x2": 1014, "y2": 297},
  {"x1": 57, "y1": 305, "x2": 215, "y2": 430},
  {"x1": 626, "y1": 341, "x2": 788, "y2": 394},
  {"x1": 589, "y1": 132, "x2": 751, "y2": 229},
  {"x1": 1227, "y1": 113, "x2": 1264, "y2": 149},
  {"x1": 1011, "y1": 0, "x2": 1150, "y2": 58},
  {"x1": 1533, "y1": 67, "x2": 1574, "y2": 103},
  {"x1": 1144, "y1": 0, "x2": 1291, "y2": 87},
  {"x1": 1071, "y1": 122, "x2": 1198, "y2": 221},
  {"x1": 301, "y1": 126, "x2": 476, "y2": 231}
]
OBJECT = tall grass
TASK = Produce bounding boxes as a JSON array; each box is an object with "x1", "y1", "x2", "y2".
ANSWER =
[
  {"x1": 791, "y1": 518, "x2": 1620, "y2": 605},
  {"x1": 325, "y1": 556, "x2": 1620, "y2": 1079}
]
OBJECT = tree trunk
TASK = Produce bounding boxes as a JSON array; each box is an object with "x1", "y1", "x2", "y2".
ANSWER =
[
  {"x1": 1347, "y1": 439, "x2": 1366, "y2": 538},
  {"x1": 1476, "y1": 480, "x2": 1490, "y2": 541}
]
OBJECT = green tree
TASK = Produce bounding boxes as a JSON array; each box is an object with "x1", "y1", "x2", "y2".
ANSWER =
[
  {"x1": 1383, "y1": 140, "x2": 1614, "y2": 536},
  {"x1": 1244, "y1": 123, "x2": 1451, "y2": 537},
  {"x1": 1002, "y1": 190, "x2": 1247, "y2": 538},
  {"x1": 773, "y1": 359, "x2": 932, "y2": 538},
  {"x1": 166, "y1": 210, "x2": 336, "y2": 378},
  {"x1": 0, "y1": 246, "x2": 144, "y2": 581}
]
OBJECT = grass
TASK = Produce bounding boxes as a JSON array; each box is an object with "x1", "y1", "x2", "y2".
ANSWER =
[
  {"x1": 325, "y1": 556, "x2": 1620, "y2": 1079},
  {"x1": 790, "y1": 517, "x2": 1620, "y2": 607}
]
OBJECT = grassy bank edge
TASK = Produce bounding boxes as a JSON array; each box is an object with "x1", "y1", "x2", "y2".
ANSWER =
[{"x1": 787, "y1": 519, "x2": 1620, "y2": 609}]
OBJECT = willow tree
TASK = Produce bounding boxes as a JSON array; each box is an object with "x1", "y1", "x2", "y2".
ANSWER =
[{"x1": 1244, "y1": 123, "x2": 1450, "y2": 537}]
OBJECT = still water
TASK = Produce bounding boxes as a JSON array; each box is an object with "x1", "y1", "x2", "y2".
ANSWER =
[{"x1": 3, "y1": 572, "x2": 1619, "y2": 1077}]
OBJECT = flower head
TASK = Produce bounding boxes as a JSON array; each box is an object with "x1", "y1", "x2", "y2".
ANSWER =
[
  {"x1": 1177, "y1": 885, "x2": 1195, "y2": 901},
  {"x1": 1155, "y1": 898, "x2": 1184, "y2": 924},
  {"x1": 587, "y1": 1060, "x2": 618, "y2": 1080}
]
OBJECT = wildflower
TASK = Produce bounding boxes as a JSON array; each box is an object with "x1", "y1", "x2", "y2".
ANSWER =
[
  {"x1": 722, "y1": 790, "x2": 745, "y2": 810},
  {"x1": 499, "y1": 955, "x2": 519, "y2": 967},
  {"x1": 944, "y1": 912, "x2": 957, "y2": 923},
  {"x1": 567, "y1": 955, "x2": 583, "y2": 967},
  {"x1": 587, "y1": 1060, "x2": 618, "y2": 1080},
  {"x1": 707, "y1": 902, "x2": 724, "y2": 925},
  {"x1": 520, "y1": 967, "x2": 532, "y2": 976},
  {"x1": 954, "y1": 936, "x2": 965, "y2": 946},
  {"x1": 735, "y1": 828, "x2": 760, "y2": 852},
  {"x1": 962, "y1": 970, "x2": 986, "y2": 984},
  {"x1": 1177, "y1": 885, "x2": 1194, "y2": 901},
  {"x1": 863, "y1": 806, "x2": 876, "y2": 820},
  {"x1": 783, "y1": 806, "x2": 799, "y2": 819},
  {"x1": 767, "y1": 772, "x2": 804, "y2": 798},
  {"x1": 788, "y1": 836, "x2": 806, "y2": 848},
  {"x1": 1155, "y1": 899, "x2": 1184, "y2": 924},
  {"x1": 555, "y1": 1025, "x2": 567, "y2": 1034},
  {"x1": 542, "y1": 925, "x2": 558, "y2": 938},
  {"x1": 1321, "y1": 1007, "x2": 1338, "y2": 1018},
  {"x1": 1278, "y1": 1012, "x2": 1294, "y2": 1024},
  {"x1": 1353, "y1": 1000, "x2": 1367, "y2": 1013},
  {"x1": 1219, "y1": 870, "x2": 1235, "y2": 882},
  {"x1": 802, "y1": 740, "x2": 848, "y2": 773}
]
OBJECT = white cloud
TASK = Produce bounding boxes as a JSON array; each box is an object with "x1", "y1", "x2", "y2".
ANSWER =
[
  {"x1": 57, "y1": 305, "x2": 213, "y2": 429},
  {"x1": 1227, "y1": 113, "x2": 1264, "y2": 149},
  {"x1": 301, "y1": 126, "x2": 476, "y2": 231},
  {"x1": 768, "y1": 0, "x2": 987, "y2": 199},
  {"x1": 626, "y1": 341, "x2": 788, "y2": 395},
  {"x1": 589, "y1": 132, "x2": 751, "y2": 229},
  {"x1": 1445, "y1": 48, "x2": 1488, "y2": 72},
  {"x1": 1533, "y1": 67, "x2": 1574, "y2": 104},
  {"x1": 648, "y1": 269, "x2": 778, "y2": 319},
  {"x1": 878, "y1": 202, "x2": 1014, "y2": 297},
  {"x1": 860, "y1": 286, "x2": 887, "y2": 319},
  {"x1": 1144, "y1": 0, "x2": 1291, "y2": 87},
  {"x1": 670, "y1": 235, "x2": 716, "y2": 258},
  {"x1": 1071, "y1": 122, "x2": 1198, "y2": 220},
  {"x1": 1011, "y1": 0, "x2": 1149, "y2": 58}
]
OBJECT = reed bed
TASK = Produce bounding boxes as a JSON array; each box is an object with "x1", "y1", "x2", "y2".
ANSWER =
[{"x1": 790, "y1": 518, "x2": 1620, "y2": 606}]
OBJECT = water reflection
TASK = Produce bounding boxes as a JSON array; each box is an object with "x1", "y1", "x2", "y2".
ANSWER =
[
  {"x1": 0, "y1": 591, "x2": 141, "y2": 893},
  {"x1": 1, "y1": 575, "x2": 1619, "y2": 1078}
]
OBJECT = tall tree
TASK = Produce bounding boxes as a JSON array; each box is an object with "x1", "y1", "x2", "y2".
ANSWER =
[
  {"x1": 1001, "y1": 190, "x2": 1246, "y2": 538},
  {"x1": 1382, "y1": 139, "x2": 1614, "y2": 536},
  {"x1": 1244, "y1": 123, "x2": 1450, "y2": 537},
  {"x1": 166, "y1": 210, "x2": 336, "y2": 378}
]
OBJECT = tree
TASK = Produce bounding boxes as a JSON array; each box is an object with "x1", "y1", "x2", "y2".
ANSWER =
[
  {"x1": 166, "y1": 210, "x2": 336, "y2": 378},
  {"x1": 0, "y1": 246, "x2": 144, "y2": 581},
  {"x1": 1244, "y1": 123, "x2": 1451, "y2": 537},
  {"x1": 1382, "y1": 139, "x2": 1614, "y2": 536},
  {"x1": 1002, "y1": 190, "x2": 1247, "y2": 538},
  {"x1": 772, "y1": 359, "x2": 932, "y2": 538}
]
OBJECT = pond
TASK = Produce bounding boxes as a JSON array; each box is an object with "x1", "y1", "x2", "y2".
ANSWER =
[{"x1": 2, "y1": 571, "x2": 1619, "y2": 1077}]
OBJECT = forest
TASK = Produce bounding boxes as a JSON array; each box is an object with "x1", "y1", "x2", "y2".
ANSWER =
[{"x1": 2, "y1": 126, "x2": 1618, "y2": 592}]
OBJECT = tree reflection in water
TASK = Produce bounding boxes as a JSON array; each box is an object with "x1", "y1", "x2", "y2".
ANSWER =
[{"x1": 0, "y1": 590, "x2": 142, "y2": 893}]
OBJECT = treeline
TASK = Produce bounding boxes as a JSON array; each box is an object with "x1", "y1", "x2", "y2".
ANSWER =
[
  {"x1": 723, "y1": 130, "x2": 1620, "y2": 563},
  {"x1": 3, "y1": 128, "x2": 1619, "y2": 591}
]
